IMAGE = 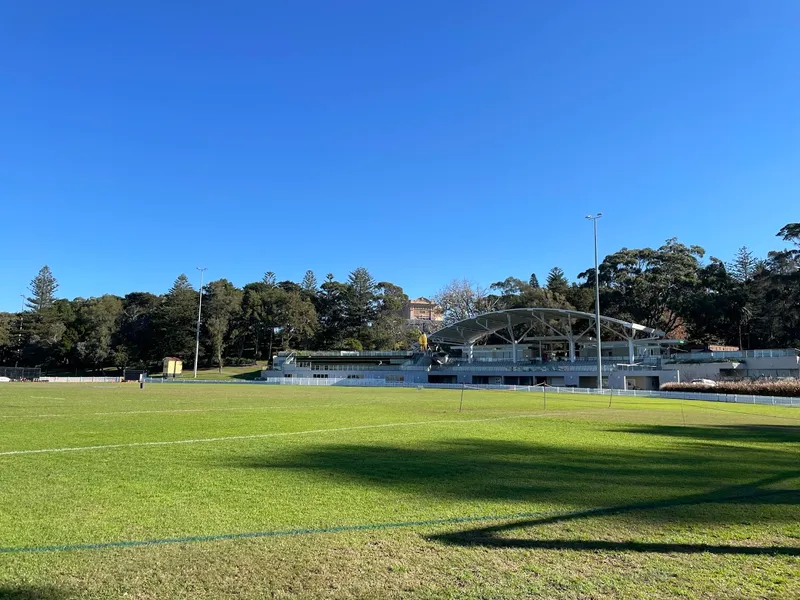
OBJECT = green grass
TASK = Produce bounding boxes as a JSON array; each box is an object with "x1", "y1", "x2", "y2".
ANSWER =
[
  {"x1": 151, "y1": 365, "x2": 264, "y2": 380},
  {"x1": 0, "y1": 383, "x2": 797, "y2": 599},
  {"x1": 45, "y1": 365, "x2": 264, "y2": 380}
]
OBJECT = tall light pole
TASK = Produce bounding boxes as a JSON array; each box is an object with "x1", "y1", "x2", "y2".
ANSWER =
[
  {"x1": 193, "y1": 267, "x2": 207, "y2": 378},
  {"x1": 15, "y1": 295, "x2": 25, "y2": 368},
  {"x1": 586, "y1": 213, "x2": 603, "y2": 391}
]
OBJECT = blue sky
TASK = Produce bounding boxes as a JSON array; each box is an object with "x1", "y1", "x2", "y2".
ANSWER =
[{"x1": 1, "y1": 1, "x2": 798, "y2": 310}]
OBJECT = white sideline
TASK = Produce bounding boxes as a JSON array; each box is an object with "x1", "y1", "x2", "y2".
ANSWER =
[{"x1": 0, "y1": 411, "x2": 578, "y2": 457}]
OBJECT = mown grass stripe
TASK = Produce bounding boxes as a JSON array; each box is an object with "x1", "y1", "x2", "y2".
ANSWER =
[
  {"x1": 0, "y1": 510, "x2": 554, "y2": 555},
  {"x1": 0, "y1": 411, "x2": 581, "y2": 457},
  {"x1": 0, "y1": 400, "x2": 383, "y2": 419}
]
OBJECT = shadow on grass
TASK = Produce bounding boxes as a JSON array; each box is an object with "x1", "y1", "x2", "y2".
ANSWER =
[
  {"x1": 232, "y1": 423, "x2": 800, "y2": 536},
  {"x1": 229, "y1": 422, "x2": 800, "y2": 554},
  {"x1": 430, "y1": 471, "x2": 800, "y2": 554},
  {"x1": 231, "y1": 369, "x2": 262, "y2": 381},
  {"x1": 611, "y1": 424, "x2": 800, "y2": 444},
  {"x1": 0, "y1": 587, "x2": 71, "y2": 600},
  {"x1": 432, "y1": 537, "x2": 800, "y2": 555}
]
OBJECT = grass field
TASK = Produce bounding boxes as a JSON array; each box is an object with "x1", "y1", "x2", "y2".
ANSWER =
[
  {"x1": 154, "y1": 365, "x2": 264, "y2": 380},
  {"x1": 44, "y1": 365, "x2": 264, "y2": 380},
  {"x1": 0, "y1": 383, "x2": 797, "y2": 599}
]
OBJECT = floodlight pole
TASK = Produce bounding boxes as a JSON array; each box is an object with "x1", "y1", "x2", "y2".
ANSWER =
[
  {"x1": 15, "y1": 295, "x2": 24, "y2": 367},
  {"x1": 193, "y1": 267, "x2": 207, "y2": 379},
  {"x1": 586, "y1": 213, "x2": 603, "y2": 392}
]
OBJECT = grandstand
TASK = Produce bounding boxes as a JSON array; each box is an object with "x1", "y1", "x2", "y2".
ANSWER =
[
  {"x1": 264, "y1": 308, "x2": 671, "y2": 389},
  {"x1": 263, "y1": 308, "x2": 800, "y2": 389}
]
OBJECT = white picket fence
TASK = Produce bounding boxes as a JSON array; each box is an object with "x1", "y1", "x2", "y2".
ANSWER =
[
  {"x1": 143, "y1": 376, "x2": 799, "y2": 407},
  {"x1": 39, "y1": 376, "x2": 122, "y2": 383}
]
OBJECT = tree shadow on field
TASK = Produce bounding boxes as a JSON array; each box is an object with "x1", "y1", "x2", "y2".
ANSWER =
[
  {"x1": 609, "y1": 424, "x2": 800, "y2": 445},
  {"x1": 0, "y1": 586, "x2": 72, "y2": 600},
  {"x1": 231, "y1": 369, "x2": 262, "y2": 381},
  {"x1": 235, "y1": 433, "x2": 800, "y2": 516},
  {"x1": 430, "y1": 470, "x2": 800, "y2": 554},
  {"x1": 231, "y1": 423, "x2": 800, "y2": 554}
]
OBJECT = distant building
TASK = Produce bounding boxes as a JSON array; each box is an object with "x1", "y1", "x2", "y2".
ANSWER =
[
  {"x1": 403, "y1": 297, "x2": 443, "y2": 323},
  {"x1": 692, "y1": 344, "x2": 740, "y2": 352}
]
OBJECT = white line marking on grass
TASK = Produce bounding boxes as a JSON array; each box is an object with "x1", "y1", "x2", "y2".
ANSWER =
[
  {"x1": 0, "y1": 401, "x2": 382, "y2": 419},
  {"x1": 29, "y1": 396, "x2": 66, "y2": 400},
  {"x1": 0, "y1": 411, "x2": 583, "y2": 457}
]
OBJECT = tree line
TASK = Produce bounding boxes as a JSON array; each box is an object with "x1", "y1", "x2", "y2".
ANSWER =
[{"x1": 1, "y1": 222, "x2": 797, "y2": 372}]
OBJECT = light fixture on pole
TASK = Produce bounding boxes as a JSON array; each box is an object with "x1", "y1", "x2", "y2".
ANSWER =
[
  {"x1": 585, "y1": 213, "x2": 603, "y2": 391},
  {"x1": 194, "y1": 267, "x2": 207, "y2": 379}
]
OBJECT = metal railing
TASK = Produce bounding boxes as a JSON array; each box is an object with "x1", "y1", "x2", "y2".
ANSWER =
[
  {"x1": 449, "y1": 356, "x2": 662, "y2": 367},
  {"x1": 306, "y1": 364, "x2": 403, "y2": 372},
  {"x1": 273, "y1": 352, "x2": 296, "y2": 368},
  {"x1": 279, "y1": 350, "x2": 413, "y2": 358},
  {"x1": 667, "y1": 349, "x2": 798, "y2": 362},
  {"x1": 440, "y1": 363, "x2": 620, "y2": 373},
  {"x1": 462, "y1": 355, "x2": 663, "y2": 364}
]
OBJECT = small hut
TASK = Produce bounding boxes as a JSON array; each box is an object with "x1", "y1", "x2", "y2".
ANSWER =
[{"x1": 163, "y1": 357, "x2": 183, "y2": 378}]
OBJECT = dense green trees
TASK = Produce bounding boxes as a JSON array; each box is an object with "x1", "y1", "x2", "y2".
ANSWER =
[
  {"x1": 0, "y1": 312, "x2": 15, "y2": 364},
  {"x1": 205, "y1": 279, "x2": 243, "y2": 372},
  {"x1": 3, "y1": 222, "x2": 799, "y2": 372},
  {"x1": 154, "y1": 275, "x2": 199, "y2": 362},
  {"x1": 77, "y1": 295, "x2": 123, "y2": 371},
  {"x1": 585, "y1": 238, "x2": 706, "y2": 336}
]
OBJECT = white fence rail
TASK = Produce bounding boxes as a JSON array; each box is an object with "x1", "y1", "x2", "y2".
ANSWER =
[
  {"x1": 39, "y1": 376, "x2": 122, "y2": 383},
  {"x1": 143, "y1": 377, "x2": 799, "y2": 406}
]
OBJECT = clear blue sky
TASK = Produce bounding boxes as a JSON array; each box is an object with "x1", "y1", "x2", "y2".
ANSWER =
[{"x1": 2, "y1": 1, "x2": 798, "y2": 311}]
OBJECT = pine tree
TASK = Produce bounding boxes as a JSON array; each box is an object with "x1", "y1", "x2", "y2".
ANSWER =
[
  {"x1": 529, "y1": 273, "x2": 540, "y2": 288},
  {"x1": 26, "y1": 266, "x2": 59, "y2": 313},
  {"x1": 728, "y1": 246, "x2": 758, "y2": 282},
  {"x1": 345, "y1": 267, "x2": 378, "y2": 340},
  {"x1": 170, "y1": 273, "x2": 194, "y2": 293},
  {"x1": 155, "y1": 274, "x2": 199, "y2": 359},
  {"x1": 263, "y1": 271, "x2": 277, "y2": 287},
  {"x1": 546, "y1": 267, "x2": 569, "y2": 296},
  {"x1": 348, "y1": 267, "x2": 376, "y2": 297},
  {"x1": 301, "y1": 270, "x2": 318, "y2": 292}
]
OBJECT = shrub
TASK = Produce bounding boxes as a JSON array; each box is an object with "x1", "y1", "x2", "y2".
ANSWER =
[
  {"x1": 660, "y1": 380, "x2": 800, "y2": 398},
  {"x1": 223, "y1": 358, "x2": 260, "y2": 367},
  {"x1": 341, "y1": 338, "x2": 364, "y2": 352}
]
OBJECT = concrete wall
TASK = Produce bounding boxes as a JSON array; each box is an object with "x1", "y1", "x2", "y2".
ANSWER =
[
  {"x1": 660, "y1": 355, "x2": 799, "y2": 381},
  {"x1": 661, "y1": 363, "x2": 727, "y2": 381},
  {"x1": 264, "y1": 366, "x2": 678, "y2": 390},
  {"x1": 261, "y1": 368, "x2": 430, "y2": 384}
]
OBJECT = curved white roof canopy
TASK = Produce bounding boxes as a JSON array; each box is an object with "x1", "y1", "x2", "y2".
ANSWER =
[{"x1": 428, "y1": 308, "x2": 666, "y2": 346}]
